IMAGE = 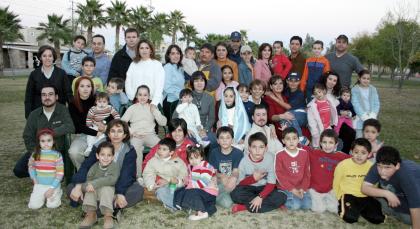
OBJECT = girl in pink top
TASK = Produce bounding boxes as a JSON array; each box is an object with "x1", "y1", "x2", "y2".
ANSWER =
[
  {"x1": 254, "y1": 43, "x2": 273, "y2": 84},
  {"x1": 216, "y1": 65, "x2": 239, "y2": 101}
]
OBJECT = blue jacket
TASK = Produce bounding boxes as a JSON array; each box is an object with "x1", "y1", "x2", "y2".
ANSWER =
[
  {"x1": 238, "y1": 58, "x2": 254, "y2": 86},
  {"x1": 61, "y1": 48, "x2": 88, "y2": 76},
  {"x1": 351, "y1": 84, "x2": 380, "y2": 129}
]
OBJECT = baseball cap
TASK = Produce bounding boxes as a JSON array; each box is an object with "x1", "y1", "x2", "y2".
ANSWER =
[
  {"x1": 230, "y1": 31, "x2": 241, "y2": 41},
  {"x1": 240, "y1": 45, "x2": 252, "y2": 54},
  {"x1": 336, "y1": 34, "x2": 349, "y2": 43},
  {"x1": 287, "y1": 72, "x2": 301, "y2": 81}
]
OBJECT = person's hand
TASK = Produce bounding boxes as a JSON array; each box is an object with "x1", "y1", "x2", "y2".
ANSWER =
[
  {"x1": 96, "y1": 131, "x2": 103, "y2": 137},
  {"x1": 170, "y1": 177, "x2": 178, "y2": 184},
  {"x1": 150, "y1": 104, "x2": 157, "y2": 112},
  {"x1": 253, "y1": 170, "x2": 267, "y2": 181},
  {"x1": 385, "y1": 191, "x2": 401, "y2": 208},
  {"x1": 225, "y1": 177, "x2": 237, "y2": 192},
  {"x1": 133, "y1": 132, "x2": 145, "y2": 139},
  {"x1": 156, "y1": 178, "x2": 169, "y2": 187},
  {"x1": 44, "y1": 188, "x2": 54, "y2": 198},
  {"x1": 86, "y1": 183, "x2": 95, "y2": 193},
  {"x1": 198, "y1": 128, "x2": 207, "y2": 138},
  {"x1": 115, "y1": 194, "x2": 128, "y2": 209},
  {"x1": 291, "y1": 188, "x2": 303, "y2": 199},
  {"x1": 282, "y1": 112, "x2": 295, "y2": 121},
  {"x1": 219, "y1": 174, "x2": 228, "y2": 185},
  {"x1": 216, "y1": 121, "x2": 222, "y2": 129},
  {"x1": 95, "y1": 121, "x2": 106, "y2": 132},
  {"x1": 70, "y1": 184, "x2": 83, "y2": 201},
  {"x1": 269, "y1": 125, "x2": 277, "y2": 139},
  {"x1": 249, "y1": 196, "x2": 263, "y2": 212}
]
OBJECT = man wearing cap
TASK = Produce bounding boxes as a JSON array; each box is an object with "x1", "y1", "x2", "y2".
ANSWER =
[
  {"x1": 228, "y1": 31, "x2": 242, "y2": 65},
  {"x1": 197, "y1": 43, "x2": 222, "y2": 92},
  {"x1": 289, "y1": 36, "x2": 306, "y2": 77},
  {"x1": 238, "y1": 45, "x2": 255, "y2": 86},
  {"x1": 326, "y1": 34, "x2": 364, "y2": 87}
]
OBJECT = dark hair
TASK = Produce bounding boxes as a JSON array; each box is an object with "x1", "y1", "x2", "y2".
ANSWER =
[
  {"x1": 165, "y1": 44, "x2": 183, "y2": 69},
  {"x1": 221, "y1": 65, "x2": 234, "y2": 85},
  {"x1": 223, "y1": 87, "x2": 236, "y2": 107},
  {"x1": 41, "y1": 83, "x2": 59, "y2": 95},
  {"x1": 96, "y1": 141, "x2": 115, "y2": 156},
  {"x1": 320, "y1": 129, "x2": 339, "y2": 145},
  {"x1": 200, "y1": 43, "x2": 215, "y2": 54},
  {"x1": 187, "y1": 144, "x2": 205, "y2": 160},
  {"x1": 376, "y1": 146, "x2": 401, "y2": 166},
  {"x1": 319, "y1": 71, "x2": 341, "y2": 97},
  {"x1": 268, "y1": 76, "x2": 285, "y2": 90},
  {"x1": 249, "y1": 79, "x2": 266, "y2": 92},
  {"x1": 105, "y1": 119, "x2": 130, "y2": 143},
  {"x1": 248, "y1": 132, "x2": 268, "y2": 147},
  {"x1": 159, "y1": 137, "x2": 177, "y2": 152},
  {"x1": 96, "y1": 92, "x2": 109, "y2": 102},
  {"x1": 82, "y1": 56, "x2": 96, "y2": 66},
  {"x1": 356, "y1": 69, "x2": 370, "y2": 85},
  {"x1": 215, "y1": 42, "x2": 229, "y2": 60},
  {"x1": 38, "y1": 45, "x2": 57, "y2": 63},
  {"x1": 237, "y1": 83, "x2": 249, "y2": 93},
  {"x1": 340, "y1": 86, "x2": 351, "y2": 96},
  {"x1": 179, "y1": 88, "x2": 193, "y2": 99},
  {"x1": 92, "y1": 34, "x2": 105, "y2": 44},
  {"x1": 185, "y1": 46, "x2": 195, "y2": 53},
  {"x1": 313, "y1": 83, "x2": 327, "y2": 93},
  {"x1": 282, "y1": 127, "x2": 298, "y2": 139},
  {"x1": 273, "y1": 41, "x2": 283, "y2": 48},
  {"x1": 108, "y1": 78, "x2": 125, "y2": 90},
  {"x1": 132, "y1": 85, "x2": 150, "y2": 104},
  {"x1": 73, "y1": 35, "x2": 86, "y2": 44},
  {"x1": 73, "y1": 76, "x2": 95, "y2": 113},
  {"x1": 363, "y1": 118, "x2": 381, "y2": 132},
  {"x1": 290, "y1": 36, "x2": 303, "y2": 46},
  {"x1": 252, "y1": 103, "x2": 268, "y2": 116},
  {"x1": 313, "y1": 40, "x2": 324, "y2": 48},
  {"x1": 216, "y1": 126, "x2": 234, "y2": 139},
  {"x1": 133, "y1": 40, "x2": 155, "y2": 62},
  {"x1": 351, "y1": 138, "x2": 372, "y2": 153},
  {"x1": 258, "y1": 43, "x2": 272, "y2": 60},
  {"x1": 34, "y1": 128, "x2": 56, "y2": 161},
  {"x1": 190, "y1": 71, "x2": 207, "y2": 90},
  {"x1": 124, "y1": 28, "x2": 139, "y2": 37},
  {"x1": 168, "y1": 118, "x2": 188, "y2": 137}
]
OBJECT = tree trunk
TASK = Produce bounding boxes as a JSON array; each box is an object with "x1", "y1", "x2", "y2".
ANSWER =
[
  {"x1": 54, "y1": 41, "x2": 62, "y2": 67},
  {"x1": 0, "y1": 40, "x2": 4, "y2": 77},
  {"x1": 115, "y1": 24, "x2": 120, "y2": 52},
  {"x1": 87, "y1": 27, "x2": 93, "y2": 46},
  {"x1": 186, "y1": 38, "x2": 190, "y2": 47},
  {"x1": 390, "y1": 68, "x2": 396, "y2": 87},
  {"x1": 171, "y1": 31, "x2": 176, "y2": 44}
]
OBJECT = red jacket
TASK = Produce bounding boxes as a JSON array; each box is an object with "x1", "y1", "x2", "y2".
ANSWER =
[
  {"x1": 272, "y1": 54, "x2": 292, "y2": 79},
  {"x1": 264, "y1": 95, "x2": 288, "y2": 140}
]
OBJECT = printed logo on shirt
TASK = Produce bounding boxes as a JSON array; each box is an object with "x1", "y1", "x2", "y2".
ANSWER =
[
  {"x1": 52, "y1": 121, "x2": 62, "y2": 125},
  {"x1": 219, "y1": 162, "x2": 232, "y2": 176},
  {"x1": 289, "y1": 161, "x2": 300, "y2": 174}
]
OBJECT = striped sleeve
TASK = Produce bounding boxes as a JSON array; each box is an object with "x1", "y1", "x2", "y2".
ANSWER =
[{"x1": 51, "y1": 151, "x2": 64, "y2": 189}]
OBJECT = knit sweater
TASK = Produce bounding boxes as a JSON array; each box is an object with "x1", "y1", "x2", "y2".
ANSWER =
[
  {"x1": 176, "y1": 103, "x2": 202, "y2": 131},
  {"x1": 186, "y1": 161, "x2": 218, "y2": 196},
  {"x1": 351, "y1": 84, "x2": 380, "y2": 130},
  {"x1": 86, "y1": 105, "x2": 120, "y2": 128},
  {"x1": 275, "y1": 148, "x2": 311, "y2": 191},
  {"x1": 61, "y1": 48, "x2": 88, "y2": 76},
  {"x1": 272, "y1": 54, "x2": 292, "y2": 79},
  {"x1": 121, "y1": 103, "x2": 167, "y2": 135},
  {"x1": 28, "y1": 149, "x2": 64, "y2": 189}
]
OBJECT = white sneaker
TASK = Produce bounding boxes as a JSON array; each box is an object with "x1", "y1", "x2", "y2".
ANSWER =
[
  {"x1": 188, "y1": 212, "x2": 208, "y2": 221},
  {"x1": 200, "y1": 140, "x2": 210, "y2": 148}
]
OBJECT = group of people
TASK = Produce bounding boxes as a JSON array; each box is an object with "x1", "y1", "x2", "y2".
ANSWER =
[{"x1": 15, "y1": 28, "x2": 419, "y2": 229}]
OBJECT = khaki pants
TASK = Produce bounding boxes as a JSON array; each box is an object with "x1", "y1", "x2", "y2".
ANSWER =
[
  {"x1": 309, "y1": 188, "x2": 337, "y2": 213},
  {"x1": 28, "y1": 184, "x2": 62, "y2": 209},
  {"x1": 82, "y1": 186, "x2": 115, "y2": 214},
  {"x1": 130, "y1": 134, "x2": 160, "y2": 177}
]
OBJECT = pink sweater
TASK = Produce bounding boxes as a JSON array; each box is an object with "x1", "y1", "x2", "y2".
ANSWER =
[{"x1": 254, "y1": 59, "x2": 272, "y2": 84}]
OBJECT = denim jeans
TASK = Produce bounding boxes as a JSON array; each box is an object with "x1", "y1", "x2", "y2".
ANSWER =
[
  {"x1": 284, "y1": 190, "x2": 312, "y2": 210},
  {"x1": 280, "y1": 110, "x2": 307, "y2": 137},
  {"x1": 156, "y1": 186, "x2": 176, "y2": 210}
]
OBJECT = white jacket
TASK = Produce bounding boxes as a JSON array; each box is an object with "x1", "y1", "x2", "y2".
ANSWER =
[{"x1": 307, "y1": 97, "x2": 338, "y2": 148}]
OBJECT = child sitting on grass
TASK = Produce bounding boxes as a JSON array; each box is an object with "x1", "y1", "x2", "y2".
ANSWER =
[{"x1": 362, "y1": 119, "x2": 383, "y2": 162}]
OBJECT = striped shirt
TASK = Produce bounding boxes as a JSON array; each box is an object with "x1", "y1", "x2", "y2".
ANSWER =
[
  {"x1": 86, "y1": 104, "x2": 120, "y2": 127},
  {"x1": 316, "y1": 99, "x2": 331, "y2": 129},
  {"x1": 28, "y1": 149, "x2": 64, "y2": 189},
  {"x1": 187, "y1": 161, "x2": 218, "y2": 196}
]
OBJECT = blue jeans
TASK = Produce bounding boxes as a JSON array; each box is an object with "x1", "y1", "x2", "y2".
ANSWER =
[
  {"x1": 156, "y1": 186, "x2": 176, "y2": 210},
  {"x1": 284, "y1": 190, "x2": 312, "y2": 210},
  {"x1": 281, "y1": 110, "x2": 307, "y2": 137}
]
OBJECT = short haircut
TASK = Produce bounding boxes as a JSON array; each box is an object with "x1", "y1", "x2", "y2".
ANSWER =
[
  {"x1": 41, "y1": 83, "x2": 59, "y2": 95},
  {"x1": 200, "y1": 43, "x2": 215, "y2": 54},
  {"x1": 376, "y1": 146, "x2": 401, "y2": 166},
  {"x1": 73, "y1": 35, "x2": 86, "y2": 44},
  {"x1": 351, "y1": 138, "x2": 372, "y2": 153},
  {"x1": 252, "y1": 103, "x2": 268, "y2": 116},
  {"x1": 124, "y1": 28, "x2": 139, "y2": 37},
  {"x1": 92, "y1": 34, "x2": 105, "y2": 44},
  {"x1": 249, "y1": 79, "x2": 266, "y2": 92},
  {"x1": 185, "y1": 46, "x2": 195, "y2": 53},
  {"x1": 313, "y1": 40, "x2": 324, "y2": 48},
  {"x1": 108, "y1": 78, "x2": 125, "y2": 90},
  {"x1": 82, "y1": 56, "x2": 96, "y2": 66},
  {"x1": 190, "y1": 71, "x2": 207, "y2": 89},
  {"x1": 168, "y1": 118, "x2": 188, "y2": 136},
  {"x1": 96, "y1": 92, "x2": 109, "y2": 101},
  {"x1": 313, "y1": 83, "x2": 327, "y2": 92},
  {"x1": 248, "y1": 132, "x2": 268, "y2": 146},
  {"x1": 216, "y1": 126, "x2": 234, "y2": 138},
  {"x1": 363, "y1": 119, "x2": 381, "y2": 132},
  {"x1": 282, "y1": 127, "x2": 298, "y2": 139},
  {"x1": 187, "y1": 144, "x2": 205, "y2": 160},
  {"x1": 340, "y1": 86, "x2": 351, "y2": 96},
  {"x1": 38, "y1": 45, "x2": 57, "y2": 62},
  {"x1": 105, "y1": 119, "x2": 130, "y2": 143},
  {"x1": 179, "y1": 88, "x2": 193, "y2": 99},
  {"x1": 290, "y1": 36, "x2": 303, "y2": 45},
  {"x1": 273, "y1": 40, "x2": 283, "y2": 48},
  {"x1": 320, "y1": 129, "x2": 339, "y2": 144},
  {"x1": 96, "y1": 141, "x2": 115, "y2": 155},
  {"x1": 237, "y1": 83, "x2": 249, "y2": 92},
  {"x1": 159, "y1": 137, "x2": 177, "y2": 152}
]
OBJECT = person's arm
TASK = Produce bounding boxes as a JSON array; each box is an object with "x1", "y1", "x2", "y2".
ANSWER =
[
  {"x1": 353, "y1": 55, "x2": 364, "y2": 74},
  {"x1": 253, "y1": 60, "x2": 262, "y2": 80},
  {"x1": 115, "y1": 147, "x2": 137, "y2": 195},
  {"x1": 110, "y1": 106, "x2": 120, "y2": 119},
  {"x1": 206, "y1": 63, "x2": 222, "y2": 92},
  {"x1": 323, "y1": 58, "x2": 331, "y2": 73},
  {"x1": 371, "y1": 87, "x2": 380, "y2": 115},
  {"x1": 281, "y1": 55, "x2": 292, "y2": 79},
  {"x1": 300, "y1": 62, "x2": 309, "y2": 92},
  {"x1": 232, "y1": 62, "x2": 239, "y2": 82},
  {"x1": 51, "y1": 152, "x2": 64, "y2": 189},
  {"x1": 302, "y1": 153, "x2": 311, "y2": 190},
  {"x1": 351, "y1": 87, "x2": 368, "y2": 119},
  {"x1": 28, "y1": 154, "x2": 36, "y2": 183},
  {"x1": 410, "y1": 208, "x2": 420, "y2": 228},
  {"x1": 152, "y1": 105, "x2": 167, "y2": 126},
  {"x1": 69, "y1": 103, "x2": 98, "y2": 136},
  {"x1": 107, "y1": 54, "x2": 119, "y2": 84},
  {"x1": 85, "y1": 107, "x2": 95, "y2": 128},
  {"x1": 60, "y1": 68, "x2": 73, "y2": 104},
  {"x1": 142, "y1": 160, "x2": 157, "y2": 191},
  {"x1": 307, "y1": 107, "x2": 320, "y2": 147},
  {"x1": 151, "y1": 63, "x2": 165, "y2": 106},
  {"x1": 125, "y1": 64, "x2": 135, "y2": 101},
  {"x1": 52, "y1": 107, "x2": 75, "y2": 137},
  {"x1": 332, "y1": 162, "x2": 344, "y2": 199},
  {"x1": 205, "y1": 96, "x2": 216, "y2": 131},
  {"x1": 361, "y1": 181, "x2": 401, "y2": 205},
  {"x1": 274, "y1": 154, "x2": 293, "y2": 190},
  {"x1": 24, "y1": 72, "x2": 35, "y2": 119},
  {"x1": 22, "y1": 114, "x2": 37, "y2": 151}
]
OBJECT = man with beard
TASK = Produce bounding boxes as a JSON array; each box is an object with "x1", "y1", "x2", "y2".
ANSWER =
[
  {"x1": 228, "y1": 31, "x2": 242, "y2": 65},
  {"x1": 243, "y1": 104, "x2": 283, "y2": 156},
  {"x1": 197, "y1": 43, "x2": 222, "y2": 92},
  {"x1": 14, "y1": 84, "x2": 75, "y2": 178}
]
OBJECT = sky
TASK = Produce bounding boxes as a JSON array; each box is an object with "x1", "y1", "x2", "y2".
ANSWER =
[{"x1": 1, "y1": 0, "x2": 418, "y2": 52}]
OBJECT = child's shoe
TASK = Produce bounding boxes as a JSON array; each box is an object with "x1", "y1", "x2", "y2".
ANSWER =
[
  {"x1": 188, "y1": 212, "x2": 208, "y2": 220},
  {"x1": 79, "y1": 211, "x2": 97, "y2": 229},
  {"x1": 103, "y1": 213, "x2": 114, "y2": 229},
  {"x1": 200, "y1": 140, "x2": 211, "y2": 148},
  {"x1": 231, "y1": 204, "x2": 247, "y2": 214},
  {"x1": 299, "y1": 136, "x2": 310, "y2": 146}
]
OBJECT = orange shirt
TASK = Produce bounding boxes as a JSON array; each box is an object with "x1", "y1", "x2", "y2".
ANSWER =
[{"x1": 216, "y1": 58, "x2": 239, "y2": 82}]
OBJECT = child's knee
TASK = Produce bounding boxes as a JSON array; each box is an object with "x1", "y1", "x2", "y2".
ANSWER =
[
  {"x1": 28, "y1": 201, "x2": 44, "y2": 209},
  {"x1": 342, "y1": 214, "x2": 359, "y2": 224}
]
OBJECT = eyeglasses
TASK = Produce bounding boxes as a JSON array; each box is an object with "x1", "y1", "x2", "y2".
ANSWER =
[{"x1": 41, "y1": 92, "x2": 55, "y2": 97}]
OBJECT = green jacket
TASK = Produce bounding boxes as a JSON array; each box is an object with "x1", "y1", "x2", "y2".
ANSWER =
[
  {"x1": 83, "y1": 161, "x2": 120, "y2": 190},
  {"x1": 23, "y1": 103, "x2": 75, "y2": 151}
]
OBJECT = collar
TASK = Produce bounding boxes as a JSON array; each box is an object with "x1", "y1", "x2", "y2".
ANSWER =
[{"x1": 248, "y1": 153, "x2": 264, "y2": 163}]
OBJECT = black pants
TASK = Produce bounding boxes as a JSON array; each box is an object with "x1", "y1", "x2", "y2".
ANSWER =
[
  {"x1": 339, "y1": 123, "x2": 356, "y2": 154},
  {"x1": 230, "y1": 185, "x2": 286, "y2": 213},
  {"x1": 173, "y1": 187, "x2": 217, "y2": 215},
  {"x1": 162, "y1": 98, "x2": 179, "y2": 122},
  {"x1": 338, "y1": 194, "x2": 385, "y2": 224}
]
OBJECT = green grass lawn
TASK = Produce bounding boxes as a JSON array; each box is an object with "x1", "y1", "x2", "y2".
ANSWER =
[{"x1": 0, "y1": 77, "x2": 418, "y2": 228}]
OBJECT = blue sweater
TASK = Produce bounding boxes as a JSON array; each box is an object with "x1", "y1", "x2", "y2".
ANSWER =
[{"x1": 351, "y1": 84, "x2": 380, "y2": 129}]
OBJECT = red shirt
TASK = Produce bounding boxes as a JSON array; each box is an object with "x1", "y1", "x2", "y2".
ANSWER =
[
  {"x1": 271, "y1": 54, "x2": 292, "y2": 79},
  {"x1": 264, "y1": 95, "x2": 288, "y2": 140},
  {"x1": 316, "y1": 100, "x2": 331, "y2": 129},
  {"x1": 275, "y1": 148, "x2": 311, "y2": 191}
]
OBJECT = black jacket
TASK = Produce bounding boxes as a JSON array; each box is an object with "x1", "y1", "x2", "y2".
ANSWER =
[{"x1": 107, "y1": 45, "x2": 133, "y2": 84}]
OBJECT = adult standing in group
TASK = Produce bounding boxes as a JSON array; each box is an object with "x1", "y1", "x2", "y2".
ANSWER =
[
  {"x1": 125, "y1": 40, "x2": 165, "y2": 107},
  {"x1": 197, "y1": 43, "x2": 222, "y2": 93},
  {"x1": 326, "y1": 34, "x2": 364, "y2": 88},
  {"x1": 227, "y1": 31, "x2": 242, "y2": 65},
  {"x1": 238, "y1": 45, "x2": 255, "y2": 86},
  {"x1": 68, "y1": 77, "x2": 101, "y2": 169},
  {"x1": 107, "y1": 28, "x2": 139, "y2": 83},
  {"x1": 289, "y1": 36, "x2": 306, "y2": 77},
  {"x1": 163, "y1": 44, "x2": 185, "y2": 121},
  {"x1": 215, "y1": 42, "x2": 239, "y2": 82},
  {"x1": 24, "y1": 45, "x2": 73, "y2": 119},
  {"x1": 90, "y1": 34, "x2": 111, "y2": 85},
  {"x1": 254, "y1": 43, "x2": 273, "y2": 84}
]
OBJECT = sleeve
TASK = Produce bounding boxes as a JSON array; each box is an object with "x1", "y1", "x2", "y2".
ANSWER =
[
  {"x1": 52, "y1": 108, "x2": 75, "y2": 137},
  {"x1": 371, "y1": 87, "x2": 380, "y2": 114},
  {"x1": 110, "y1": 107, "x2": 120, "y2": 119},
  {"x1": 208, "y1": 149, "x2": 218, "y2": 170},
  {"x1": 71, "y1": 145, "x2": 98, "y2": 184},
  {"x1": 85, "y1": 107, "x2": 95, "y2": 128},
  {"x1": 177, "y1": 161, "x2": 189, "y2": 188},
  {"x1": 351, "y1": 87, "x2": 367, "y2": 117},
  {"x1": 364, "y1": 165, "x2": 380, "y2": 184},
  {"x1": 336, "y1": 101, "x2": 344, "y2": 114},
  {"x1": 163, "y1": 64, "x2": 174, "y2": 99},
  {"x1": 69, "y1": 103, "x2": 98, "y2": 136},
  {"x1": 323, "y1": 58, "x2": 331, "y2": 73},
  {"x1": 142, "y1": 144, "x2": 159, "y2": 172},
  {"x1": 399, "y1": 170, "x2": 420, "y2": 208},
  {"x1": 206, "y1": 63, "x2": 222, "y2": 92},
  {"x1": 107, "y1": 54, "x2": 119, "y2": 84},
  {"x1": 125, "y1": 64, "x2": 135, "y2": 100},
  {"x1": 253, "y1": 60, "x2": 262, "y2": 80},
  {"x1": 61, "y1": 69, "x2": 73, "y2": 103},
  {"x1": 349, "y1": 102, "x2": 356, "y2": 117},
  {"x1": 301, "y1": 152, "x2": 311, "y2": 190},
  {"x1": 232, "y1": 150, "x2": 243, "y2": 169},
  {"x1": 152, "y1": 106, "x2": 167, "y2": 126},
  {"x1": 121, "y1": 105, "x2": 133, "y2": 122},
  {"x1": 232, "y1": 62, "x2": 239, "y2": 82},
  {"x1": 61, "y1": 52, "x2": 78, "y2": 76},
  {"x1": 300, "y1": 61, "x2": 309, "y2": 91},
  {"x1": 142, "y1": 159, "x2": 157, "y2": 190},
  {"x1": 307, "y1": 107, "x2": 320, "y2": 148},
  {"x1": 90, "y1": 163, "x2": 120, "y2": 189},
  {"x1": 151, "y1": 63, "x2": 165, "y2": 106},
  {"x1": 274, "y1": 154, "x2": 293, "y2": 190},
  {"x1": 333, "y1": 161, "x2": 344, "y2": 199},
  {"x1": 28, "y1": 154, "x2": 36, "y2": 182},
  {"x1": 205, "y1": 96, "x2": 216, "y2": 131},
  {"x1": 175, "y1": 102, "x2": 188, "y2": 113},
  {"x1": 115, "y1": 148, "x2": 137, "y2": 195},
  {"x1": 259, "y1": 183, "x2": 276, "y2": 199},
  {"x1": 192, "y1": 105, "x2": 202, "y2": 127},
  {"x1": 22, "y1": 114, "x2": 37, "y2": 151},
  {"x1": 51, "y1": 152, "x2": 64, "y2": 189},
  {"x1": 24, "y1": 72, "x2": 35, "y2": 119},
  {"x1": 353, "y1": 56, "x2": 364, "y2": 74},
  {"x1": 281, "y1": 55, "x2": 292, "y2": 78}
]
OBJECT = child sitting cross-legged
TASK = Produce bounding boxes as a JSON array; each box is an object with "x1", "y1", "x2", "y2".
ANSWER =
[
  {"x1": 142, "y1": 138, "x2": 188, "y2": 211},
  {"x1": 230, "y1": 132, "x2": 287, "y2": 213}
]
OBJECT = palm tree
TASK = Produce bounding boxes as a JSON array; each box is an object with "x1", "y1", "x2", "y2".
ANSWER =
[
  {"x1": 180, "y1": 24, "x2": 199, "y2": 47},
  {"x1": 149, "y1": 13, "x2": 169, "y2": 48},
  {"x1": 0, "y1": 6, "x2": 23, "y2": 74},
  {"x1": 168, "y1": 10, "x2": 186, "y2": 44},
  {"x1": 76, "y1": 0, "x2": 105, "y2": 46},
  {"x1": 37, "y1": 14, "x2": 72, "y2": 65},
  {"x1": 129, "y1": 6, "x2": 153, "y2": 39},
  {"x1": 107, "y1": 0, "x2": 130, "y2": 51}
]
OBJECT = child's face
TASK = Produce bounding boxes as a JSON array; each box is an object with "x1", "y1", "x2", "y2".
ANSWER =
[
  {"x1": 157, "y1": 144, "x2": 173, "y2": 159},
  {"x1": 224, "y1": 89, "x2": 235, "y2": 106},
  {"x1": 238, "y1": 87, "x2": 250, "y2": 102},
  {"x1": 185, "y1": 49, "x2": 196, "y2": 59},
  {"x1": 376, "y1": 163, "x2": 400, "y2": 181},
  {"x1": 217, "y1": 132, "x2": 233, "y2": 150},
  {"x1": 312, "y1": 44, "x2": 323, "y2": 57},
  {"x1": 282, "y1": 132, "x2": 299, "y2": 151},
  {"x1": 222, "y1": 68, "x2": 233, "y2": 82},
  {"x1": 273, "y1": 43, "x2": 283, "y2": 55},
  {"x1": 136, "y1": 88, "x2": 150, "y2": 104},
  {"x1": 359, "y1": 74, "x2": 371, "y2": 87},
  {"x1": 73, "y1": 38, "x2": 86, "y2": 50},
  {"x1": 249, "y1": 140, "x2": 267, "y2": 161},
  {"x1": 286, "y1": 79, "x2": 300, "y2": 91},
  {"x1": 363, "y1": 126, "x2": 379, "y2": 143},
  {"x1": 96, "y1": 147, "x2": 115, "y2": 167},
  {"x1": 189, "y1": 154, "x2": 203, "y2": 166},
  {"x1": 351, "y1": 145, "x2": 369, "y2": 165},
  {"x1": 193, "y1": 78, "x2": 206, "y2": 92},
  {"x1": 96, "y1": 98, "x2": 109, "y2": 109},
  {"x1": 341, "y1": 92, "x2": 351, "y2": 103},
  {"x1": 181, "y1": 94, "x2": 193, "y2": 103},
  {"x1": 106, "y1": 82, "x2": 120, "y2": 94},
  {"x1": 82, "y1": 61, "x2": 95, "y2": 77},
  {"x1": 270, "y1": 79, "x2": 284, "y2": 94},
  {"x1": 250, "y1": 85, "x2": 264, "y2": 100},
  {"x1": 39, "y1": 134, "x2": 54, "y2": 150},
  {"x1": 326, "y1": 75, "x2": 338, "y2": 90},
  {"x1": 320, "y1": 136, "x2": 338, "y2": 153},
  {"x1": 314, "y1": 88, "x2": 326, "y2": 100}
]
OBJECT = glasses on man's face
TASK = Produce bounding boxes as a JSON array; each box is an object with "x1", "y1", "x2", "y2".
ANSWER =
[{"x1": 41, "y1": 92, "x2": 55, "y2": 97}]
